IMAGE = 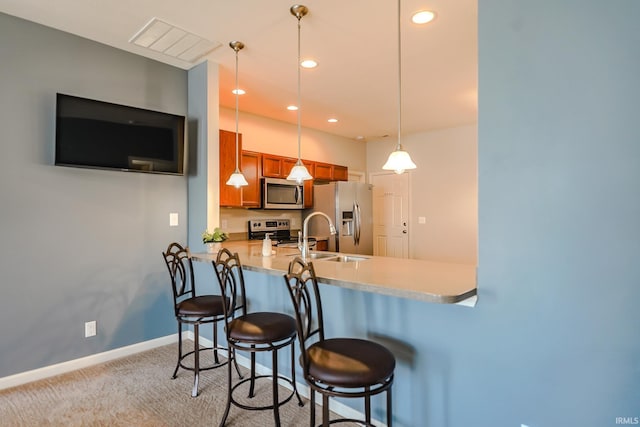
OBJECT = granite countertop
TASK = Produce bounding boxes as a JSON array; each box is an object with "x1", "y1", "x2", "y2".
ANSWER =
[{"x1": 191, "y1": 240, "x2": 477, "y2": 306}]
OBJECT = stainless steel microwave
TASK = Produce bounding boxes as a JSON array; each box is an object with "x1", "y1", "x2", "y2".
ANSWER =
[{"x1": 262, "y1": 178, "x2": 304, "y2": 209}]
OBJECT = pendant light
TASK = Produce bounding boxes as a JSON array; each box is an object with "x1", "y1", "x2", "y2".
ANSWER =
[
  {"x1": 382, "y1": 0, "x2": 417, "y2": 174},
  {"x1": 226, "y1": 41, "x2": 249, "y2": 188},
  {"x1": 287, "y1": 4, "x2": 313, "y2": 184}
]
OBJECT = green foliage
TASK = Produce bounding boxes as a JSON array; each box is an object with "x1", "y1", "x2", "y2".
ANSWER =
[{"x1": 202, "y1": 227, "x2": 228, "y2": 243}]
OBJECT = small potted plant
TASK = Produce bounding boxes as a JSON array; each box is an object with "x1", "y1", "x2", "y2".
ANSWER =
[{"x1": 202, "y1": 227, "x2": 228, "y2": 253}]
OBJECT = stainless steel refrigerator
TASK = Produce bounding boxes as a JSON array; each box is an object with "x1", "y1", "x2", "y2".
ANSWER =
[{"x1": 304, "y1": 181, "x2": 373, "y2": 255}]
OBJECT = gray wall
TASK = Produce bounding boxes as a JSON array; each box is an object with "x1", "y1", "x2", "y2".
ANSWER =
[{"x1": 0, "y1": 13, "x2": 188, "y2": 377}]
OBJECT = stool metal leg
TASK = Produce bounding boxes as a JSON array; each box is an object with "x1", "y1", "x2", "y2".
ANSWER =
[
  {"x1": 172, "y1": 323, "x2": 182, "y2": 379},
  {"x1": 322, "y1": 394, "x2": 330, "y2": 427},
  {"x1": 218, "y1": 346, "x2": 233, "y2": 427},
  {"x1": 309, "y1": 388, "x2": 316, "y2": 427},
  {"x1": 192, "y1": 323, "x2": 200, "y2": 397},
  {"x1": 387, "y1": 386, "x2": 393, "y2": 427},
  {"x1": 213, "y1": 321, "x2": 220, "y2": 364},
  {"x1": 248, "y1": 350, "x2": 256, "y2": 398},
  {"x1": 272, "y1": 349, "x2": 281, "y2": 426},
  {"x1": 290, "y1": 341, "x2": 304, "y2": 407},
  {"x1": 365, "y1": 387, "x2": 371, "y2": 424}
]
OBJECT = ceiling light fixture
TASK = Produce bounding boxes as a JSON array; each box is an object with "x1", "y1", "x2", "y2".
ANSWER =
[
  {"x1": 231, "y1": 88, "x2": 245, "y2": 95},
  {"x1": 412, "y1": 10, "x2": 436, "y2": 25},
  {"x1": 287, "y1": 4, "x2": 313, "y2": 184},
  {"x1": 327, "y1": 118, "x2": 338, "y2": 123},
  {"x1": 383, "y1": 0, "x2": 417, "y2": 175},
  {"x1": 287, "y1": 105, "x2": 298, "y2": 111},
  {"x1": 226, "y1": 41, "x2": 249, "y2": 188},
  {"x1": 300, "y1": 59, "x2": 318, "y2": 68}
]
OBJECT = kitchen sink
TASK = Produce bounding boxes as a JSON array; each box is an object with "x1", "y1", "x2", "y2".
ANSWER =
[
  {"x1": 324, "y1": 255, "x2": 370, "y2": 263},
  {"x1": 286, "y1": 252, "x2": 337, "y2": 260}
]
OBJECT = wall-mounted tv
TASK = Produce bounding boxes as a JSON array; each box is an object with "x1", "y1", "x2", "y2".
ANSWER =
[{"x1": 55, "y1": 93, "x2": 186, "y2": 175}]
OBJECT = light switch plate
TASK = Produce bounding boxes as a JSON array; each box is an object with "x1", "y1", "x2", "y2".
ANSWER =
[
  {"x1": 169, "y1": 213, "x2": 179, "y2": 226},
  {"x1": 418, "y1": 216, "x2": 426, "y2": 224}
]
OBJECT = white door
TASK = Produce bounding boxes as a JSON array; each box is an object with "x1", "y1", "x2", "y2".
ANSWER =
[{"x1": 370, "y1": 172, "x2": 409, "y2": 258}]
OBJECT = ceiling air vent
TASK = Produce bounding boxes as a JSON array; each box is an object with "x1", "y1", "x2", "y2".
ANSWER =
[{"x1": 129, "y1": 17, "x2": 221, "y2": 63}]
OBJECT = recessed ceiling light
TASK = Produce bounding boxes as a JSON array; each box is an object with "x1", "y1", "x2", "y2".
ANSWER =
[
  {"x1": 327, "y1": 118, "x2": 338, "y2": 123},
  {"x1": 287, "y1": 105, "x2": 298, "y2": 111},
  {"x1": 412, "y1": 10, "x2": 436, "y2": 25},
  {"x1": 301, "y1": 59, "x2": 318, "y2": 68},
  {"x1": 232, "y1": 88, "x2": 245, "y2": 95}
]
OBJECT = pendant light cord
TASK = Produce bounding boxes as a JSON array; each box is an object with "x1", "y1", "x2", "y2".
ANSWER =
[
  {"x1": 397, "y1": 0, "x2": 402, "y2": 151},
  {"x1": 296, "y1": 14, "x2": 302, "y2": 161},
  {"x1": 234, "y1": 47, "x2": 240, "y2": 171}
]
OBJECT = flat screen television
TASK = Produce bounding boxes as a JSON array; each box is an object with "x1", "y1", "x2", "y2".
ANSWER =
[{"x1": 55, "y1": 93, "x2": 186, "y2": 175}]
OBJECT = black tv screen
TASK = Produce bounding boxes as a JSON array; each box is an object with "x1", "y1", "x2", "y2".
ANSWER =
[{"x1": 55, "y1": 94, "x2": 185, "y2": 175}]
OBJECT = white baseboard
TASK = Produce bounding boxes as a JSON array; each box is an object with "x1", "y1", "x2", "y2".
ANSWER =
[
  {"x1": 1, "y1": 332, "x2": 385, "y2": 426},
  {"x1": 0, "y1": 334, "x2": 177, "y2": 391}
]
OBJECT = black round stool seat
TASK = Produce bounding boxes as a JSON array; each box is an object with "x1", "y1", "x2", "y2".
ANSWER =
[
  {"x1": 229, "y1": 312, "x2": 297, "y2": 343},
  {"x1": 307, "y1": 338, "x2": 396, "y2": 388},
  {"x1": 176, "y1": 295, "x2": 227, "y2": 317}
]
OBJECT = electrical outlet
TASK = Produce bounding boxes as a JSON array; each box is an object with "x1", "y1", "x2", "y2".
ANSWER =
[
  {"x1": 418, "y1": 216, "x2": 426, "y2": 224},
  {"x1": 85, "y1": 321, "x2": 96, "y2": 337},
  {"x1": 221, "y1": 220, "x2": 228, "y2": 229}
]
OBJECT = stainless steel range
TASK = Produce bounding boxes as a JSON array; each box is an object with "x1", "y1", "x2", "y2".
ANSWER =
[{"x1": 247, "y1": 219, "x2": 314, "y2": 248}]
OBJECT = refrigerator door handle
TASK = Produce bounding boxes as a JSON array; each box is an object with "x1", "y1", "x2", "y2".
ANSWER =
[{"x1": 354, "y1": 201, "x2": 361, "y2": 245}]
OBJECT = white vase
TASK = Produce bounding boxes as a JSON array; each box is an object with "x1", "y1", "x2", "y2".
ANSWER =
[{"x1": 206, "y1": 242, "x2": 221, "y2": 253}]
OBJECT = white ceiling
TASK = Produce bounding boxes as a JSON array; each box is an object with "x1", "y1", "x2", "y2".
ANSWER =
[{"x1": 0, "y1": 0, "x2": 477, "y2": 141}]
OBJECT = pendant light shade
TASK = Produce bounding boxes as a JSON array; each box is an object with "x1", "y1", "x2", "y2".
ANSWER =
[
  {"x1": 383, "y1": 0, "x2": 417, "y2": 174},
  {"x1": 226, "y1": 40, "x2": 249, "y2": 188},
  {"x1": 287, "y1": 4, "x2": 313, "y2": 184}
]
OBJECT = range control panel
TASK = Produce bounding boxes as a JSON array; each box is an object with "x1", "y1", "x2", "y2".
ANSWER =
[{"x1": 248, "y1": 219, "x2": 290, "y2": 233}]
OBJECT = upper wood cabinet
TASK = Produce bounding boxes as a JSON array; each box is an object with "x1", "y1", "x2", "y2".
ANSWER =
[
  {"x1": 223, "y1": 140, "x2": 347, "y2": 209},
  {"x1": 333, "y1": 165, "x2": 348, "y2": 181},
  {"x1": 314, "y1": 161, "x2": 349, "y2": 182},
  {"x1": 219, "y1": 129, "x2": 242, "y2": 207},
  {"x1": 262, "y1": 154, "x2": 284, "y2": 178},
  {"x1": 240, "y1": 151, "x2": 262, "y2": 208},
  {"x1": 219, "y1": 130, "x2": 262, "y2": 208}
]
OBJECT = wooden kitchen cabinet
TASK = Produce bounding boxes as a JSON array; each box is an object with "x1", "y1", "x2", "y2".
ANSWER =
[
  {"x1": 314, "y1": 161, "x2": 348, "y2": 181},
  {"x1": 262, "y1": 154, "x2": 284, "y2": 178},
  {"x1": 314, "y1": 162, "x2": 333, "y2": 180},
  {"x1": 219, "y1": 129, "x2": 242, "y2": 207},
  {"x1": 240, "y1": 150, "x2": 262, "y2": 207},
  {"x1": 333, "y1": 165, "x2": 348, "y2": 181}
]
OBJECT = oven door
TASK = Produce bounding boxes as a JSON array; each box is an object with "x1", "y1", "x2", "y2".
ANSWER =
[{"x1": 263, "y1": 178, "x2": 304, "y2": 209}]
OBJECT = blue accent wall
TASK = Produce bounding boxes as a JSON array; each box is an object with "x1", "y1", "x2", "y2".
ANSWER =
[{"x1": 477, "y1": 0, "x2": 640, "y2": 424}]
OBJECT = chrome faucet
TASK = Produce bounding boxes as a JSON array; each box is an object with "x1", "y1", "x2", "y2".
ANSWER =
[{"x1": 299, "y1": 212, "x2": 337, "y2": 259}]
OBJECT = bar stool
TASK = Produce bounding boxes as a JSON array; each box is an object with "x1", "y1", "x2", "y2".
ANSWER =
[
  {"x1": 213, "y1": 248, "x2": 304, "y2": 426},
  {"x1": 162, "y1": 242, "x2": 238, "y2": 397},
  {"x1": 284, "y1": 257, "x2": 396, "y2": 427}
]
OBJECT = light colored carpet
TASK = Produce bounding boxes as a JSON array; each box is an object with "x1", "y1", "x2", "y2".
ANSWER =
[{"x1": 0, "y1": 343, "x2": 360, "y2": 427}]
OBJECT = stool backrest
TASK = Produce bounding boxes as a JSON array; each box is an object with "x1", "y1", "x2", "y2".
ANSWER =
[
  {"x1": 284, "y1": 257, "x2": 326, "y2": 369},
  {"x1": 162, "y1": 242, "x2": 196, "y2": 315},
  {"x1": 213, "y1": 248, "x2": 247, "y2": 325}
]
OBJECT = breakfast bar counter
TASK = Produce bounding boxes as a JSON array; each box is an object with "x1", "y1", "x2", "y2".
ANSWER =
[{"x1": 191, "y1": 240, "x2": 477, "y2": 305}]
